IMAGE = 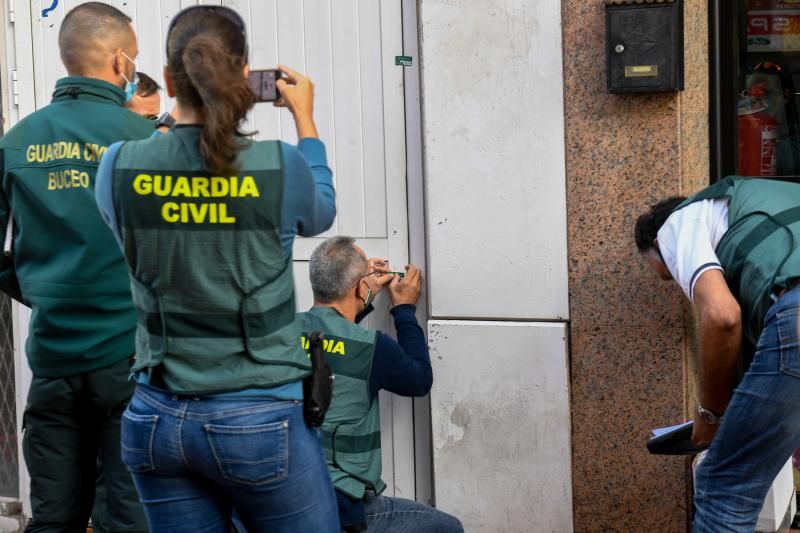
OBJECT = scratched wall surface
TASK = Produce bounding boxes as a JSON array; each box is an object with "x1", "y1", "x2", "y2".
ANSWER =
[
  {"x1": 418, "y1": 0, "x2": 572, "y2": 530},
  {"x1": 429, "y1": 321, "x2": 573, "y2": 532},
  {"x1": 419, "y1": 0, "x2": 569, "y2": 321}
]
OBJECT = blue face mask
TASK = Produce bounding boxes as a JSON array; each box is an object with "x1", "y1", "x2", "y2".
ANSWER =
[{"x1": 120, "y1": 52, "x2": 139, "y2": 103}]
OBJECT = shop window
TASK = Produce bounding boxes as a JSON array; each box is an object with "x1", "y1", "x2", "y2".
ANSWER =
[
  {"x1": 713, "y1": 0, "x2": 800, "y2": 179},
  {"x1": 741, "y1": 1, "x2": 800, "y2": 176}
]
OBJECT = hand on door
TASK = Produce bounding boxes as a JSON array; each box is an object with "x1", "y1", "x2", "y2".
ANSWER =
[
  {"x1": 364, "y1": 258, "x2": 394, "y2": 296},
  {"x1": 388, "y1": 265, "x2": 422, "y2": 307}
]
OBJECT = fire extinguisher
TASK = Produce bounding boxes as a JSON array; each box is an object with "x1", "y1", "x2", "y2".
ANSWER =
[{"x1": 738, "y1": 82, "x2": 779, "y2": 176}]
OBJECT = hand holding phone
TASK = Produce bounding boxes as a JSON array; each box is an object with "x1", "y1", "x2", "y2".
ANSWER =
[
  {"x1": 274, "y1": 65, "x2": 317, "y2": 138},
  {"x1": 251, "y1": 65, "x2": 317, "y2": 138}
]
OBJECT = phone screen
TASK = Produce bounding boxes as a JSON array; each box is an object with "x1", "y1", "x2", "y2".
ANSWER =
[{"x1": 248, "y1": 69, "x2": 281, "y2": 102}]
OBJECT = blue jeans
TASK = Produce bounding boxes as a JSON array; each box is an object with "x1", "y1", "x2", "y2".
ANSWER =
[
  {"x1": 121, "y1": 383, "x2": 339, "y2": 533},
  {"x1": 693, "y1": 286, "x2": 800, "y2": 532},
  {"x1": 364, "y1": 492, "x2": 463, "y2": 533}
]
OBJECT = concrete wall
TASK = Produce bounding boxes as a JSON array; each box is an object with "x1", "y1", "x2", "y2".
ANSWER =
[
  {"x1": 420, "y1": 0, "x2": 568, "y2": 320},
  {"x1": 429, "y1": 321, "x2": 572, "y2": 531},
  {"x1": 418, "y1": 1, "x2": 572, "y2": 531}
]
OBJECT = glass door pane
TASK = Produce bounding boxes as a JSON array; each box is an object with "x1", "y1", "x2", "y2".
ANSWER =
[{"x1": 740, "y1": 0, "x2": 800, "y2": 176}]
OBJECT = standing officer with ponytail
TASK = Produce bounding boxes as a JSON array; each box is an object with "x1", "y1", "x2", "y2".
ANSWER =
[{"x1": 95, "y1": 6, "x2": 338, "y2": 532}]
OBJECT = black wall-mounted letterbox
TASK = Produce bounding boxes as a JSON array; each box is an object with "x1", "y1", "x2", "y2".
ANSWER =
[{"x1": 605, "y1": 0, "x2": 684, "y2": 93}]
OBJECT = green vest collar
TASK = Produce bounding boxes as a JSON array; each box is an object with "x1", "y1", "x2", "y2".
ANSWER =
[
  {"x1": 170, "y1": 124, "x2": 254, "y2": 140},
  {"x1": 309, "y1": 305, "x2": 348, "y2": 320},
  {"x1": 52, "y1": 77, "x2": 127, "y2": 106}
]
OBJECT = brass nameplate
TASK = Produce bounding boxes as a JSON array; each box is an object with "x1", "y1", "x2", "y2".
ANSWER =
[{"x1": 625, "y1": 65, "x2": 658, "y2": 78}]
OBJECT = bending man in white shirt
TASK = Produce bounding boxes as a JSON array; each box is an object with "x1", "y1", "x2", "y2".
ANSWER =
[{"x1": 635, "y1": 176, "x2": 800, "y2": 532}]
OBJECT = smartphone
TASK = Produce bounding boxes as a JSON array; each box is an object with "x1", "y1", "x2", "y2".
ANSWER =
[{"x1": 248, "y1": 69, "x2": 282, "y2": 102}]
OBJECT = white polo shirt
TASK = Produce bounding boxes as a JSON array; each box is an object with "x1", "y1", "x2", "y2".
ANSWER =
[{"x1": 656, "y1": 198, "x2": 730, "y2": 302}]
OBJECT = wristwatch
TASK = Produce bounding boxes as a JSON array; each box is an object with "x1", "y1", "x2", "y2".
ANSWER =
[
  {"x1": 154, "y1": 112, "x2": 176, "y2": 130},
  {"x1": 697, "y1": 405, "x2": 723, "y2": 425}
]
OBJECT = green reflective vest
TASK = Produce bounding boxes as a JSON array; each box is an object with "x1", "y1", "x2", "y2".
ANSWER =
[
  {"x1": 677, "y1": 176, "x2": 800, "y2": 344},
  {"x1": 0, "y1": 77, "x2": 153, "y2": 377},
  {"x1": 111, "y1": 126, "x2": 309, "y2": 394},
  {"x1": 299, "y1": 306, "x2": 385, "y2": 499}
]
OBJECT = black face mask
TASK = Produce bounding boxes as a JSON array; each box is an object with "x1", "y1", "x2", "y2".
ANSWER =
[{"x1": 361, "y1": 282, "x2": 374, "y2": 309}]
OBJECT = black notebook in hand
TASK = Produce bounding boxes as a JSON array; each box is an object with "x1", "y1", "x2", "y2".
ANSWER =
[{"x1": 647, "y1": 421, "x2": 708, "y2": 455}]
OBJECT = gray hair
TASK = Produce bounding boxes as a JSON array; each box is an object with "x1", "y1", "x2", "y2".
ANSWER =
[{"x1": 309, "y1": 236, "x2": 368, "y2": 303}]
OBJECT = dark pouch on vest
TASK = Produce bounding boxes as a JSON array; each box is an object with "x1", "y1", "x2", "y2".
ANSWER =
[{"x1": 303, "y1": 331, "x2": 333, "y2": 427}]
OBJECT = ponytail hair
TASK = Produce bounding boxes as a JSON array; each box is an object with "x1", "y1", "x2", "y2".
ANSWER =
[{"x1": 167, "y1": 9, "x2": 255, "y2": 175}]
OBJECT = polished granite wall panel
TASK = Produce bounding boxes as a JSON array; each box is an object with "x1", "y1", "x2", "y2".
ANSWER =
[
  {"x1": 570, "y1": 325, "x2": 689, "y2": 531},
  {"x1": 678, "y1": 0, "x2": 710, "y2": 424},
  {"x1": 680, "y1": 0, "x2": 711, "y2": 195},
  {"x1": 564, "y1": 0, "x2": 709, "y2": 531}
]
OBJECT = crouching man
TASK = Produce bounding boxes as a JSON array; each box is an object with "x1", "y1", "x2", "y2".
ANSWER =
[{"x1": 300, "y1": 236, "x2": 463, "y2": 533}]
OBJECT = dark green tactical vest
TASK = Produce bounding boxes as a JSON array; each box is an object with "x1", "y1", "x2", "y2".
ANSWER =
[
  {"x1": 0, "y1": 77, "x2": 153, "y2": 377},
  {"x1": 111, "y1": 126, "x2": 310, "y2": 394},
  {"x1": 677, "y1": 176, "x2": 800, "y2": 344},
  {"x1": 299, "y1": 306, "x2": 385, "y2": 499}
]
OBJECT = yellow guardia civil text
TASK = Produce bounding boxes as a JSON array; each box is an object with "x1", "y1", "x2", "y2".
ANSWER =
[
  {"x1": 300, "y1": 335, "x2": 347, "y2": 356},
  {"x1": 26, "y1": 142, "x2": 109, "y2": 191},
  {"x1": 132, "y1": 174, "x2": 261, "y2": 224}
]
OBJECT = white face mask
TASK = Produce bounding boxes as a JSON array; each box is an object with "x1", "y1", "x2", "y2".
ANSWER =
[{"x1": 120, "y1": 51, "x2": 139, "y2": 103}]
